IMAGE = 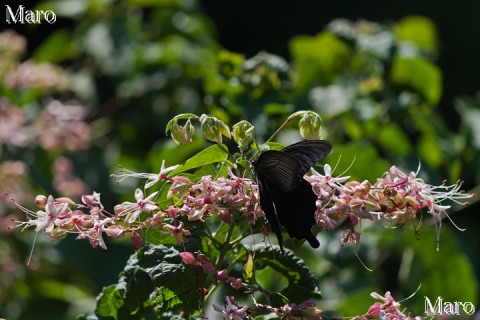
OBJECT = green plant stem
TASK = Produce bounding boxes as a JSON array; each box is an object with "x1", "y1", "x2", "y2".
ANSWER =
[{"x1": 249, "y1": 114, "x2": 296, "y2": 162}]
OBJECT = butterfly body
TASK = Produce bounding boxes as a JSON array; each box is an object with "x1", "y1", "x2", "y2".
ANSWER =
[{"x1": 254, "y1": 140, "x2": 332, "y2": 253}]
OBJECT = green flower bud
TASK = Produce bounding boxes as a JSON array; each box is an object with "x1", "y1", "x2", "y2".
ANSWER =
[
  {"x1": 183, "y1": 119, "x2": 195, "y2": 144},
  {"x1": 232, "y1": 120, "x2": 254, "y2": 149},
  {"x1": 170, "y1": 122, "x2": 188, "y2": 144},
  {"x1": 298, "y1": 111, "x2": 323, "y2": 140},
  {"x1": 200, "y1": 114, "x2": 231, "y2": 145}
]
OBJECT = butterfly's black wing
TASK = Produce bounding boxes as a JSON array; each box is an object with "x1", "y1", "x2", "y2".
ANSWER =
[
  {"x1": 281, "y1": 140, "x2": 332, "y2": 185},
  {"x1": 254, "y1": 140, "x2": 332, "y2": 252},
  {"x1": 254, "y1": 150, "x2": 302, "y2": 193},
  {"x1": 266, "y1": 178, "x2": 320, "y2": 248},
  {"x1": 256, "y1": 177, "x2": 285, "y2": 252}
]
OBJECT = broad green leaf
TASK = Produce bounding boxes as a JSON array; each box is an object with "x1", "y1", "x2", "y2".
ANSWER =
[
  {"x1": 94, "y1": 245, "x2": 200, "y2": 318},
  {"x1": 248, "y1": 244, "x2": 321, "y2": 304},
  {"x1": 328, "y1": 141, "x2": 389, "y2": 182},
  {"x1": 262, "y1": 142, "x2": 284, "y2": 151},
  {"x1": 137, "y1": 244, "x2": 199, "y2": 314},
  {"x1": 263, "y1": 103, "x2": 293, "y2": 116},
  {"x1": 169, "y1": 144, "x2": 228, "y2": 176},
  {"x1": 337, "y1": 286, "x2": 380, "y2": 317},
  {"x1": 290, "y1": 32, "x2": 351, "y2": 93},
  {"x1": 390, "y1": 56, "x2": 442, "y2": 105},
  {"x1": 33, "y1": 29, "x2": 77, "y2": 63},
  {"x1": 218, "y1": 49, "x2": 245, "y2": 78},
  {"x1": 404, "y1": 228, "x2": 477, "y2": 314},
  {"x1": 395, "y1": 16, "x2": 438, "y2": 53},
  {"x1": 376, "y1": 123, "x2": 412, "y2": 156},
  {"x1": 418, "y1": 133, "x2": 443, "y2": 168},
  {"x1": 147, "y1": 139, "x2": 204, "y2": 175},
  {"x1": 95, "y1": 285, "x2": 117, "y2": 318},
  {"x1": 95, "y1": 258, "x2": 154, "y2": 320}
]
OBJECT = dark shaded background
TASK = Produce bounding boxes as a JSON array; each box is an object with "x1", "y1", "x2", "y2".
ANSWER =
[
  {"x1": 199, "y1": 0, "x2": 480, "y2": 126},
  {"x1": 6, "y1": 0, "x2": 480, "y2": 117}
]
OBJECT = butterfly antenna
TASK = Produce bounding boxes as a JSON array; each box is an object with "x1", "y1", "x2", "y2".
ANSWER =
[
  {"x1": 333, "y1": 154, "x2": 356, "y2": 178},
  {"x1": 331, "y1": 154, "x2": 342, "y2": 174}
]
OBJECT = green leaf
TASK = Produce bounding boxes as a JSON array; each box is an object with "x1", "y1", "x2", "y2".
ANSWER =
[
  {"x1": 390, "y1": 56, "x2": 442, "y2": 105},
  {"x1": 290, "y1": 32, "x2": 351, "y2": 93},
  {"x1": 395, "y1": 16, "x2": 438, "y2": 53},
  {"x1": 138, "y1": 244, "x2": 199, "y2": 314},
  {"x1": 328, "y1": 141, "x2": 389, "y2": 182},
  {"x1": 262, "y1": 142, "x2": 284, "y2": 151},
  {"x1": 418, "y1": 133, "x2": 443, "y2": 168},
  {"x1": 33, "y1": 29, "x2": 77, "y2": 63},
  {"x1": 169, "y1": 144, "x2": 228, "y2": 176},
  {"x1": 403, "y1": 228, "x2": 477, "y2": 314},
  {"x1": 95, "y1": 285, "x2": 118, "y2": 318},
  {"x1": 248, "y1": 244, "x2": 321, "y2": 304},
  {"x1": 376, "y1": 123, "x2": 412, "y2": 156},
  {"x1": 94, "y1": 245, "x2": 200, "y2": 319},
  {"x1": 263, "y1": 103, "x2": 293, "y2": 116}
]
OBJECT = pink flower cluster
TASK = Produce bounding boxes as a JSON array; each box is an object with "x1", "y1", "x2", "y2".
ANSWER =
[
  {"x1": 5, "y1": 60, "x2": 69, "y2": 90},
  {"x1": 306, "y1": 164, "x2": 474, "y2": 248},
  {"x1": 175, "y1": 168, "x2": 263, "y2": 225},
  {"x1": 354, "y1": 291, "x2": 423, "y2": 320},
  {"x1": 0, "y1": 99, "x2": 90, "y2": 151},
  {"x1": 14, "y1": 161, "x2": 473, "y2": 252},
  {"x1": 213, "y1": 296, "x2": 323, "y2": 320},
  {"x1": 14, "y1": 162, "x2": 263, "y2": 249},
  {"x1": 14, "y1": 193, "x2": 125, "y2": 250},
  {"x1": 180, "y1": 251, "x2": 243, "y2": 291},
  {"x1": 0, "y1": 30, "x2": 27, "y2": 77},
  {"x1": 213, "y1": 291, "x2": 427, "y2": 319}
]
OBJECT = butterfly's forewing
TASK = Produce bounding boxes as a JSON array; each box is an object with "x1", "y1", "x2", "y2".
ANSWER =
[
  {"x1": 254, "y1": 151, "x2": 302, "y2": 193},
  {"x1": 281, "y1": 140, "x2": 332, "y2": 184}
]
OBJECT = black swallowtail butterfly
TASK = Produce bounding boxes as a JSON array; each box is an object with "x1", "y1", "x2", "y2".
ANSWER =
[{"x1": 253, "y1": 140, "x2": 332, "y2": 253}]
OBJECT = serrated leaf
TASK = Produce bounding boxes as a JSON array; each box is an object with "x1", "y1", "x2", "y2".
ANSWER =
[
  {"x1": 94, "y1": 245, "x2": 201, "y2": 318},
  {"x1": 95, "y1": 285, "x2": 118, "y2": 318},
  {"x1": 137, "y1": 244, "x2": 200, "y2": 314},
  {"x1": 169, "y1": 144, "x2": 228, "y2": 176},
  {"x1": 248, "y1": 244, "x2": 321, "y2": 303}
]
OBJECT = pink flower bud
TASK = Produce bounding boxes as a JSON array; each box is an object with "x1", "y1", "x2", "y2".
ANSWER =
[
  {"x1": 179, "y1": 252, "x2": 196, "y2": 265},
  {"x1": 367, "y1": 302, "x2": 382, "y2": 317},
  {"x1": 230, "y1": 278, "x2": 243, "y2": 289},
  {"x1": 35, "y1": 195, "x2": 47, "y2": 208},
  {"x1": 219, "y1": 211, "x2": 232, "y2": 224},
  {"x1": 130, "y1": 230, "x2": 142, "y2": 250},
  {"x1": 216, "y1": 269, "x2": 227, "y2": 281}
]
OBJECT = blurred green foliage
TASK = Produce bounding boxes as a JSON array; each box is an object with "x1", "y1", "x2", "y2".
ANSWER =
[{"x1": 0, "y1": 0, "x2": 478, "y2": 319}]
